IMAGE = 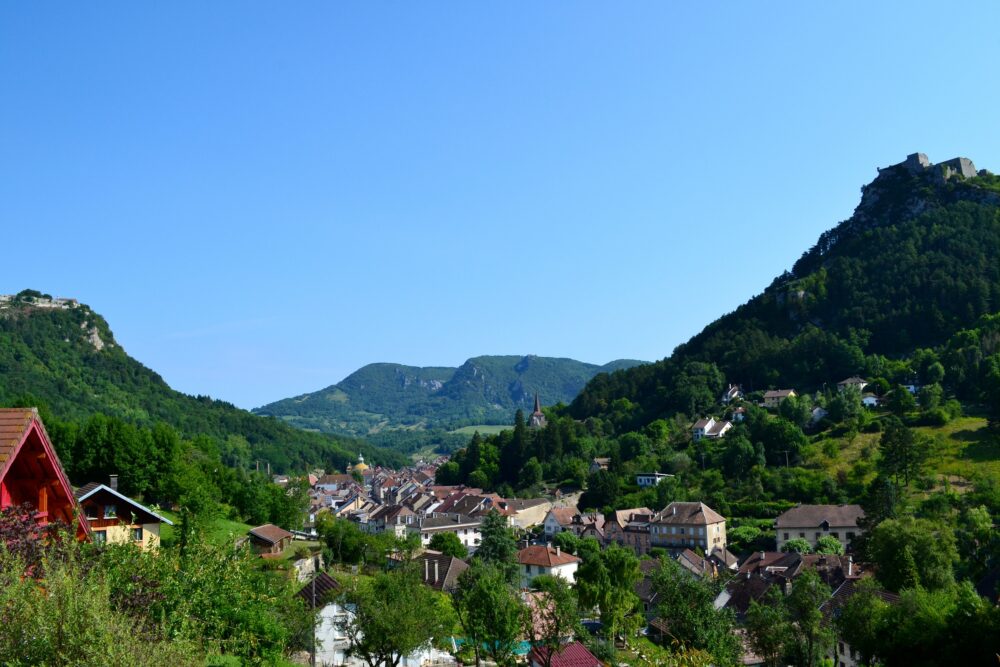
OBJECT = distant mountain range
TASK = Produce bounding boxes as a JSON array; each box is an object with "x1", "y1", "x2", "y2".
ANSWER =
[{"x1": 253, "y1": 355, "x2": 646, "y2": 436}]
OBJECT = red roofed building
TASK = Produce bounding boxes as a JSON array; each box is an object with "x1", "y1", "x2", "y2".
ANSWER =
[
  {"x1": 0, "y1": 408, "x2": 88, "y2": 539},
  {"x1": 247, "y1": 523, "x2": 294, "y2": 555},
  {"x1": 528, "y1": 641, "x2": 602, "y2": 667},
  {"x1": 517, "y1": 544, "x2": 581, "y2": 589}
]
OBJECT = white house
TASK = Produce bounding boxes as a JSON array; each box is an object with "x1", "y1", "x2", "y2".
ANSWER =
[
  {"x1": 517, "y1": 545, "x2": 581, "y2": 589},
  {"x1": 691, "y1": 417, "x2": 732, "y2": 441},
  {"x1": 542, "y1": 507, "x2": 578, "y2": 539},
  {"x1": 407, "y1": 513, "x2": 483, "y2": 551}
]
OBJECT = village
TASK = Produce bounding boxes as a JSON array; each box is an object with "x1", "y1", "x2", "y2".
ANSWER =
[{"x1": 0, "y1": 376, "x2": 897, "y2": 667}]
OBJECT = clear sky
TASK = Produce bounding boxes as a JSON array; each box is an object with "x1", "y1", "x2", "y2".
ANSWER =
[{"x1": 3, "y1": 3, "x2": 1000, "y2": 409}]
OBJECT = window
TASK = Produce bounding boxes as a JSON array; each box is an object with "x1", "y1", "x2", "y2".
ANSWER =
[
  {"x1": 799, "y1": 532, "x2": 805, "y2": 538},
  {"x1": 85, "y1": 504, "x2": 98, "y2": 520},
  {"x1": 784, "y1": 532, "x2": 789, "y2": 540},
  {"x1": 93, "y1": 530, "x2": 107, "y2": 545},
  {"x1": 831, "y1": 532, "x2": 839, "y2": 539},
  {"x1": 847, "y1": 532, "x2": 855, "y2": 541},
  {"x1": 815, "y1": 532, "x2": 821, "y2": 540},
  {"x1": 132, "y1": 527, "x2": 143, "y2": 542},
  {"x1": 104, "y1": 504, "x2": 117, "y2": 519}
]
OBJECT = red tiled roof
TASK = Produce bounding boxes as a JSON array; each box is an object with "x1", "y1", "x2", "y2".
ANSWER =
[
  {"x1": 529, "y1": 641, "x2": 601, "y2": 667},
  {"x1": 0, "y1": 408, "x2": 37, "y2": 470},
  {"x1": 518, "y1": 545, "x2": 580, "y2": 567},
  {"x1": 297, "y1": 572, "x2": 342, "y2": 608},
  {"x1": 547, "y1": 507, "x2": 578, "y2": 526}
]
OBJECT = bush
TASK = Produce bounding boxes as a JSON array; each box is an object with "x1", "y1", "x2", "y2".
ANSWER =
[{"x1": 863, "y1": 419, "x2": 883, "y2": 433}]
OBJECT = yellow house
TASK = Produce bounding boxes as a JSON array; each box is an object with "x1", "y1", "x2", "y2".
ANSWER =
[{"x1": 75, "y1": 476, "x2": 173, "y2": 550}]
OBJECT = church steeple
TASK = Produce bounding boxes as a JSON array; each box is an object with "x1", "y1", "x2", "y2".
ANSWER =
[{"x1": 529, "y1": 392, "x2": 547, "y2": 428}]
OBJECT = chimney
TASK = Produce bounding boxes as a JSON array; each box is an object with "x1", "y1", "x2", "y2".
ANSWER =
[
  {"x1": 434, "y1": 561, "x2": 439, "y2": 582},
  {"x1": 556, "y1": 546, "x2": 561, "y2": 557},
  {"x1": 848, "y1": 555, "x2": 853, "y2": 577},
  {"x1": 109, "y1": 475, "x2": 118, "y2": 491},
  {"x1": 672, "y1": 506, "x2": 676, "y2": 515}
]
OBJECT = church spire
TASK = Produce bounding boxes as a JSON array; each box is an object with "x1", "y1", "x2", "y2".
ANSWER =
[
  {"x1": 529, "y1": 392, "x2": 547, "y2": 428},
  {"x1": 533, "y1": 392, "x2": 542, "y2": 414}
]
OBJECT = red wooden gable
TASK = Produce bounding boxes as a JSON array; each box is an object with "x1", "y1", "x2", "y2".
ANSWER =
[{"x1": 0, "y1": 408, "x2": 89, "y2": 539}]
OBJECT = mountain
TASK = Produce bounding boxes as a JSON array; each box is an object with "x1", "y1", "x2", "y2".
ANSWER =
[
  {"x1": 0, "y1": 290, "x2": 407, "y2": 472},
  {"x1": 253, "y1": 355, "x2": 646, "y2": 436},
  {"x1": 570, "y1": 152, "x2": 1000, "y2": 428}
]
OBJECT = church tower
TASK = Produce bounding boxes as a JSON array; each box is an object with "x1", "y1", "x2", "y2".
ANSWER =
[{"x1": 528, "y1": 393, "x2": 547, "y2": 428}]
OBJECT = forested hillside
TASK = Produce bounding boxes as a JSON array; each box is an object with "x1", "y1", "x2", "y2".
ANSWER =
[
  {"x1": 254, "y1": 354, "x2": 645, "y2": 437},
  {"x1": 570, "y1": 160, "x2": 1000, "y2": 430},
  {"x1": 0, "y1": 290, "x2": 406, "y2": 473}
]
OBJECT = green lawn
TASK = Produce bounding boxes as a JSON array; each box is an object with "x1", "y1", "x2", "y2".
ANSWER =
[
  {"x1": 449, "y1": 424, "x2": 511, "y2": 436},
  {"x1": 914, "y1": 416, "x2": 1000, "y2": 481},
  {"x1": 158, "y1": 509, "x2": 254, "y2": 547}
]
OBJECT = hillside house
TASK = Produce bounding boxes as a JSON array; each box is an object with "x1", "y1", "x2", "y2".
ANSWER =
[
  {"x1": 821, "y1": 577, "x2": 899, "y2": 667},
  {"x1": 861, "y1": 394, "x2": 880, "y2": 408},
  {"x1": 75, "y1": 476, "x2": 173, "y2": 550},
  {"x1": 636, "y1": 472, "x2": 673, "y2": 487},
  {"x1": 528, "y1": 641, "x2": 601, "y2": 667},
  {"x1": 589, "y1": 457, "x2": 610, "y2": 473},
  {"x1": 763, "y1": 389, "x2": 797, "y2": 408},
  {"x1": 0, "y1": 408, "x2": 89, "y2": 539},
  {"x1": 248, "y1": 523, "x2": 294, "y2": 556},
  {"x1": 837, "y1": 377, "x2": 868, "y2": 393},
  {"x1": 650, "y1": 502, "x2": 727, "y2": 553},
  {"x1": 517, "y1": 544, "x2": 580, "y2": 589},
  {"x1": 775, "y1": 504, "x2": 865, "y2": 551},
  {"x1": 721, "y1": 384, "x2": 743, "y2": 404},
  {"x1": 691, "y1": 417, "x2": 732, "y2": 441}
]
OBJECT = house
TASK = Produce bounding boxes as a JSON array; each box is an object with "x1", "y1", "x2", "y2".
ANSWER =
[
  {"x1": 861, "y1": 393, "x2": 880, "y2": 408},
  {"x1": 634, "y1": 559, "x2": 662, "y2": 617},
  {"x1": 0, "y1": 408, "x2": 89, "y2": 539},
  {"x1": 75, "y1": 475, "x2": 173, "y2": 549},
  {"x1": 248, "y1": 523, "x2": 294, "y2": 556},
  {"x1": 677, "y1": 548, "x2": 718, "y2": 578},
  {"x1": 417, "y1": 550, "x2": 469, "y2": 592},
  {"x1": 363, "y1": 504, "x2": 414, "y2": 537},
  {"x1": 730, "y1": 406, "x2": 748, "y2": 423},
  {"x1": 650, "y1": 502, "x2": 727, "y2": 553},
  {"x1": 589, "y1": 457, "x2": 610, "y2": 474},
  {"x1": 811, "y1": 406, "x2": 829, "y2": 425},
  {"x1": 504, "y1": 497, "x2": 551, "y2": 529},
  {"x1": 528, "y1": 641, "x2": 601, "y2": 667},
  {"x1": 543, "y1": 507, "x2": 579, "y2": 538},
  {"x1": 775, "y1": 504, "x2": 865, "y2": 551},
  {"x1": 517, "y1": 544, "x2": 581, "y2": 589},
  {"x1": 691, "y1": 417, "x2": 732, "y2": 441},
  {"x1": 763, "y1": 389, "x2": 797, "y2": 408},
  {"x1": 407, "y1": 513, "x2": 483, "y2": 550},
  {"x1": 837, "y1": 377, "x2": 868, "y2": 393},
  {"x1": 604, "y1": 507, "x2": 654, "y2": 555},
  {"x1": 636, "y1": 472, "x2": 673, "y2": 488},
  {"x1": 721, "y1": 384, "x2": 743, "y2": 404}
]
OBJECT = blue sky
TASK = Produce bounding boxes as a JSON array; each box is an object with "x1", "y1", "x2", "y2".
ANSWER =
[{"x1": 3, "y1": 3, "x2": 1000, "y2": 409}]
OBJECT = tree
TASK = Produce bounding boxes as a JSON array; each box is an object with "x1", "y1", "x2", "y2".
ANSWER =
[
  {"x1": 917, "y1": 383, "x2": 943, "y2": 411},
  {"x1": 813, "y1": 535, "x2": 845, "y2": 555},
  {"x1": 781, "y1": 538, "x2": 812, "y2": 554},
  {"x1": 834, "y1": 577, "x2": 889, "y2": 666},
  {"x1": 864, "y1": 516, "x2": 958, "y2": 592},
  {"x1": 474, "y1": 510, "x2": 519, "y2": 584},
  {"x1": 650, "y1": 558, "x2": 741, "y2": 665},
  {"x1": 580, "y1": 469, "x2": 621, "y2": 510},
  {"x1": 528, "y1": 575, "x2": 582, "y2": 667},
  {"x1": 453, "y1": 563, "x2": 528, "y2": 667},
  {"x1": 886, "y1": 385, "x2": 916, "y2": 416},
  {"x1": 341, "y1": 569, "x2": 451, "y2": 667},
  {"x1": 877, "y1": 417, "x2": 929, "y2": 490},
  {"x1": 745, "y1": 589, "x2": 790, "y2": 667},
  {"x1": 784, "y1": 570, "x2": 831, "y2": 667},
  {"x1": 576, "y1": 544, "x2": 643, "y2": 647},
  {"x1": 429, "y1": 531, "x2": 468, "y2": 559},
  {"x1": 827, "y1": 386, "x2": 862, "y2": 424}
]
